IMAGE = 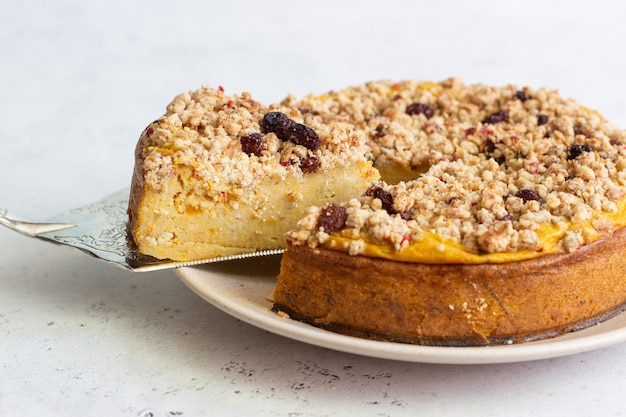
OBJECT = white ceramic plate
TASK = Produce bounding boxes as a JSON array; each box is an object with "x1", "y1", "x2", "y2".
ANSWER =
[{"x1": 176, "y1": 255, "x2": 626, "y2": 364}]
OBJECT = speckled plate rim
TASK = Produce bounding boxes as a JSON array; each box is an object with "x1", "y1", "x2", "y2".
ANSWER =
[{"x1": 175, "y1": 256, "x2": 626, "y2": 365}]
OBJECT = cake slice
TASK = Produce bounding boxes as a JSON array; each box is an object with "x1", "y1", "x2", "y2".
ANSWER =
[{"x1": 128, "y1": 86, "x2": 379, "y2": 261}]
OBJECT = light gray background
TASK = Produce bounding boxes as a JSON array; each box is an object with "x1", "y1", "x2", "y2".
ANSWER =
[{"x1": 2, "y1": 1, "x2": 626, "y2": 415}]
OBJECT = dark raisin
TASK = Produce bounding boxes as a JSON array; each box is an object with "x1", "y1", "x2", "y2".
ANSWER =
[
  {"x1": 485, "y1": 139, "x2": 505, "y2": 164},
  {"x1": 482, "y1": 110, "x2": 508, "y2": 124},
  {"x1": 399, "y1": 211, "x2": 412, "y2": 220},
  {"x1": 317, "y1": 204, "x2": 348, "y2": 234},
  {"x1": 513, "y1": 90, "x2": 528, "y2": 102},
  {"x1": 373, "y1": 187, "x2": 396, "y2": 214},
  {"x1": 261, "y1": 111, "x2": 292, "y2": 135},
  {"x1": 372, "y1": 125, "x2": 386, "y2": 139},
  {"x1": 567, "y1": 144, "x2": 591, "y2": 160},
  {"x1": 261, "y1": 111, "x2": 321, "y2": 150},
  {"x1": 537, "y1": 114, "x2": 549, "y2": 126},
  {"x1": 299, "y1": 155, "x2": 321, "y2": 173},
  {"x1": 573, "y1": 126, "x2": 585, "y2": 136},
  {"x1": 406, "y1": 102, "x2": 435, "y2": 119},
  {"x1": 283, "y1": 123, "x2": 321, "y2": 150},
  {"x1": 499, "y1": 214, "x2": 514, "y2": 221},
  {"x1": 515, "y1": 189, "x2": 544, "y2": 204},
  {"x1": 240, "y1": 133, "x2": 264, "y2": 156}
]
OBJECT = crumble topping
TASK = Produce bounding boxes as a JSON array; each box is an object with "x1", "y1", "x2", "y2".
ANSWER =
[
  {"x1": 286, "y1": 78, "x2": 626, "y2": 255},
  {"x1": 139, "y1": 86, "x2": 372, "y2": 202},
  {"x1": 138, "y1": 78, "x2": 626, "y2": 257}
]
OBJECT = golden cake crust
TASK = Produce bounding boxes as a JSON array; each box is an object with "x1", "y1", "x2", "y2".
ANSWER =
[
  {"x1": 128, "y1": 133, "x2": 147, "y2": 240},
  {"x1": 274, "y1": 225, "x2": 626, "y2": 346}
]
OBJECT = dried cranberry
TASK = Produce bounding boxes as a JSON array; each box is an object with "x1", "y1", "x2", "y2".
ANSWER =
[
  {"x1": 373, "y1": 187, "x2": 396, "y2": 214},
  {"x1": 406, "y1": 102, "x2": 435, "y2": 119},
  {"x1": 513, "y1": 91, "x2": 528, "y2": 102},
  {"x1": 567, "y1": 144, "x2": 591, "y2": 160},
  {"x1": 482, "y1": 110, "x2": 508, "y2": 124},
  {"x1": 240, "y1": 133, "x2": 264, "y2": 156},
  {"x1": 299, "y1": 155, "x2": 321, "y2": 173},
  {"x1": 515, "y1": 189, "x2": 544, "y2": 204},
  {"x1": 484, "y1": 139, "x2": 505, "y2": 164},
  {"x1": 573, "y1": 126, "x2": 585, "y2": 136},
  {"x1": 261, "y1": 111, "x2": 321, "y2": 150},
  {"x1": 317, "y1": 204, "x2": 348, "y2": 234},
  {"x1": 283, "y1": 123, "x2": 321, "y2": 150},
  {"x1": 261, "y1": 112, "x2": 292, "y2": 135},
  {"x1": 537, "y1": 114, "x2": 549, "y2": 126},
  {"x1": 145, "y1": 120, "x2": 159, "y2": 136},
  {"x1": 372, "y1": 125, "x2": 386, "y2": 139},
  {"x1": 399, "y1": 211, "x2": 412, "y2": 220}
]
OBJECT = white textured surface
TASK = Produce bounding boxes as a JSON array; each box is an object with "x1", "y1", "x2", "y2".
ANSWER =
[{"x1": 2, "y1": 0, "x2": 626, "y2": 415}]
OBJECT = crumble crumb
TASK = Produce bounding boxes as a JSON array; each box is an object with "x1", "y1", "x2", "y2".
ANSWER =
[{"x1": 276, "y1": 310, "x2": 290, "y2": 319}]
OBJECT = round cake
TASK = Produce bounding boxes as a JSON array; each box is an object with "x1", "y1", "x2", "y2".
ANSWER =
[
  {"x1": 127, "y1": 78, "x2": 626, "y2": 345},
  {"x1": 272, "y1": 78, "x2": 626, "y2": 345}
]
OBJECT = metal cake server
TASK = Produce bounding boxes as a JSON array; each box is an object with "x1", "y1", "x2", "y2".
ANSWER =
[{"x1": 0, "y1": 188, "x2": 284, "y2": 272}]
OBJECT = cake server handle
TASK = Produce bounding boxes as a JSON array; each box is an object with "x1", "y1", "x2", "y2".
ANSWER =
[
  {"x1": 0, "y1": 209, "x2": 76, "y2": 237},
  {"x1": 0, "y1": 189, "x2": 283, "y2": 272}
]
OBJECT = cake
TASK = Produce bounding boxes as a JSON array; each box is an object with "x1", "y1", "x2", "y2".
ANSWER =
[
  {"x1": 129, "y1": 78, "x2": 626, "y2": 345},
  {"x1": 272, "y1": 79, "x2": 626, "y2": 345}
]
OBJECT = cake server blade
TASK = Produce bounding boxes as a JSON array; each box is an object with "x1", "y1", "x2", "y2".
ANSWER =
[{"x1": 0, "y1": 188, "x2": 284, "y2": 272}]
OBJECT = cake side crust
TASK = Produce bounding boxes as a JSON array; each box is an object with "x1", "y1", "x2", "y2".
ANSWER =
[{"x1": 273, "y1": 226, "x2": 626, "y2": 345}]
